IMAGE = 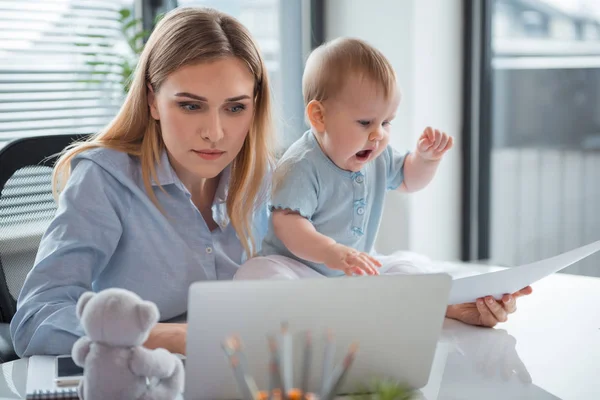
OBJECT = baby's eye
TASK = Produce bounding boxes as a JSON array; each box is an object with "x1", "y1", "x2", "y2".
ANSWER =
[
  {"x1": 382, "y1": 121, "x2": 391, "y2": 126},
  {"x1": 357, "y1": 120, "x2": 371, "y2": 127}
]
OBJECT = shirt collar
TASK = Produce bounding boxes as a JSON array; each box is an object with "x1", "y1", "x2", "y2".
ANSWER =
[
  {"x1": 213, "y1": 165, "x2": 230, "y2": 205},
  {"x1": 151, "y1": 149, "x2": 231, "y2": 207},
  {"x1": 151, "y1": 150, "x2": 180, "y2": 187}
]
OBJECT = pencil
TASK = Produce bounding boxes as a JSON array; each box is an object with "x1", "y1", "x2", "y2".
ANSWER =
[
  {"x1": 222, "y1": 337, "x2": 259, "y2": 400},
  {"x1": 222, "y1": 336, "x2": 237, "y2": 356},
  {"x1": 320, "y1": 329, "x2": 335, "y2": 395},
  {"x1": 234, "y1": 335, "x2": 250, "y2": 374},
  {"x1": 267, "y1": 335, "x2": 284, "y2": 400},
  {"x1": 222, "y1": 349, "x2": 251, "y2": 399},
  {"x1": 233, "y1": 338, "x2": 260, "y2": 400},
  {"x1": 300, "y1": 331, "x2": 312, "y2": 396},
  {"x1": 280, "y1": 321, "x2": 293, "y2": 399},
  {"x1": 320, "y1": 342, "x2": 358, "y2": 400}
]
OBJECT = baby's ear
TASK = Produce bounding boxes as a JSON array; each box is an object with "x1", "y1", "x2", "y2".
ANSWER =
[
  {"x1": 306, "y1": 100, "x2": 326, "y2": 133},
  {"x1": 136, "y1": 301, "x2": 160, "y2": 333},
  {"x1": 76, "y1": 292, "x2": 95, "y2": 319}
]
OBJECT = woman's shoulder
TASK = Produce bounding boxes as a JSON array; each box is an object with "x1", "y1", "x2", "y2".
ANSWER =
[
  {"x1": 70, "y1": 147, "x2": 141, "y2": 189},
  {"x1": 73, "y1": 146, "x2": 135, "y2": 168}
]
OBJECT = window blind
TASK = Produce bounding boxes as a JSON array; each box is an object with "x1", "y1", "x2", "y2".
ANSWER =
[
  {"x1": 0, "y1": 1, "x2": 131, "y2": 266},
  {"x1": 0, "y1": 0, "x2": 131, "y2": 141}
]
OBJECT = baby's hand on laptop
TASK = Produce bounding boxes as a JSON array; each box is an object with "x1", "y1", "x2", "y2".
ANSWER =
[
  {"x1": 323, "y1": 243, "x2": 382, "y2": 276},
  {"x1": 416, "y1": 126, "x2": 453, "y2": 161}
]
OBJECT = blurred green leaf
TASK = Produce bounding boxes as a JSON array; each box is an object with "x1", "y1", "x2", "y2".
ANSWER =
[
  {"x1": 87, "y1": 71, "x2": 113, "y2": 75},
  {"x1": 80, "y1": 34, "x2": 108, "y2": 39},
  {"x1": 128, "y1": 30, "x2": 148, "y2": 46},
  {"x1": 118, "y1": 8, "x2": 131, "y2": 21},
  {"x1": 78, "y1": 6, "x2": 148, "y2": 94},
  {"x1": 351, "y1": 379, "x2": 416, "y2": 400},
  {"x1": 122, "y1": 19, "x2": 139, "y2": 32},
  {"x1": 154, "y1": 12, "x2": 165, "y2": 24}
]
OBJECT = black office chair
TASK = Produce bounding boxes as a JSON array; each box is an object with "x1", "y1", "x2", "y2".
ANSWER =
[{"x1": 0, "y1": 134, "x2": 87, "y2": 362}]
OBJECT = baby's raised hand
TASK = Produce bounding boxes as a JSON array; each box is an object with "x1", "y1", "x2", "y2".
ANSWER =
[
  {"x1": 416, "y1": 126, "x2": 454, "y2": 161},
  {"x1": 323, "y1": 243, "x2": 382, "y2": 276}
]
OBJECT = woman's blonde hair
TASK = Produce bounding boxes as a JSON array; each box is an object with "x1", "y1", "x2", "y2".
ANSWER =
[
  {"x1": 53, "y1": 7, "x2": 274, "y2": 257},
  {"x1": 302, "y1": 37, "x2": 397, "y2": 105}
]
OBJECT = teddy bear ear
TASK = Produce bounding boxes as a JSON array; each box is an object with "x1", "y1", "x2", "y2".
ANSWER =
[
  {"x1": 136, "y1": 301, "x2": 160, "y2": 332},
  {"x1": 76, "y1": 292, "x2": 95, "y2": 319}
]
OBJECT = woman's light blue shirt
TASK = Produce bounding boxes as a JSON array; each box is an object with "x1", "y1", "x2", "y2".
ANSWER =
[
  {"x1": 10, "y1": 148, "x2": 268, "y2": 357},
  {"x1": 260, "y1": 131, "x2": 407, "y2": 276}
]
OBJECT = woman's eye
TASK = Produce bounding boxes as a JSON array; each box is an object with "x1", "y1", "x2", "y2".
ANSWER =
[
  {"x1": 178, "y1": 103, "x2": 201, "y2": 112},
  {"x1": 229, "y1": 104, "x2": 246, "y2": 113}
]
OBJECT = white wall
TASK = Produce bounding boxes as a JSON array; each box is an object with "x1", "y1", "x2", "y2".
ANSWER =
[{"x1": 325, "y1": 0, "x2": 463, "y2": 261}]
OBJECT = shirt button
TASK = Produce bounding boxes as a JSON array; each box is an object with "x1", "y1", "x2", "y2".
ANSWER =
[
  {"x1": 355, "y1": 175, "x2": 364, "y2": 183},
  {"x1": 206, "y1": 247, "x2": 213, "y2": 254},
  {"x1": 357, "y1": 207, "x2": 365, "y2": 215}
]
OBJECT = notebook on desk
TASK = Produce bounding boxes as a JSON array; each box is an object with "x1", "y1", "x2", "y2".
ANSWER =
[
  {"x1": 25, "y1": 356, "x2": 79, "y2": 399},
  {"x1": 25, "y1": 355, "x2": 187, "y2": 400}
]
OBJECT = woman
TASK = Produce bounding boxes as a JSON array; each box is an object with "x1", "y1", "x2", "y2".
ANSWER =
[
  {"x1": 10, "y1": 7, "x2": 529, "y2": 358},
  {"x1": 10, "y1": 7, "x2": 273, "y2": 357}
]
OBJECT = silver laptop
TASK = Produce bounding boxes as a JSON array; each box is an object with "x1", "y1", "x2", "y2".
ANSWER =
[{"x1": 184, "y1": 273, "x2": 452, "y2": 400}]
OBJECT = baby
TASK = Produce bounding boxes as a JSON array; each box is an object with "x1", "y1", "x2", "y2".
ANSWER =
[{"x1": 236, "y1": 37, "x2": 453, "y2": 279}]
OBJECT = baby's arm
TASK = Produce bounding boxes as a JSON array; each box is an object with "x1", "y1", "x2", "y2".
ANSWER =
[
  {"x1": 272, "y1": 210, "x2": 380, "y2": 275},
  {"x1": 272, "y1": 210, "x2": 335, "y2": 263},
  {"x1": 399, "y1": 127, "x2": 453, "y2": 192},
  {"x1": 400, "y1": 153, "x2": 442, "y2": 192}
]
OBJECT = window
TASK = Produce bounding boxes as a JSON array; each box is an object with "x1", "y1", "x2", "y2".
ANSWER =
[
  {"x1": 0, "y1": 0, "x2": 135, "y2": 143},
  {"x1": 463, "y1": 0, "x2": 600, "y2": 277},
  {"x1": 0, "y1": 0, "x2": 311, "y2": 148}
]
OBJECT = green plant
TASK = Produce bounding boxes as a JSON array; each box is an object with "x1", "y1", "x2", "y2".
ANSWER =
[
  {"x1": 351, "y1": 378, "x2": 417, "y2": 400},
  {"x1": 78, "y1": 8, "x2": 163, "y2": 94}
]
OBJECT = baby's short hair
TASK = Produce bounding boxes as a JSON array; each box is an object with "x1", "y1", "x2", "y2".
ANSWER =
[{"x1": 302, "y1": 37, "x2": 397, "y2": 106}]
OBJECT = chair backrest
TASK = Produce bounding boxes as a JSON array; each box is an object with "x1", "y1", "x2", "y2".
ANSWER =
[{"x1": 0, "y1": 134, "x2": 87, "y2": 323}]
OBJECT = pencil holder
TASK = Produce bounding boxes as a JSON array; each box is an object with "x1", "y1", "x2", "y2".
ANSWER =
[{"x1": 221, "y1": 322, "x2": 358, "y2": 400}]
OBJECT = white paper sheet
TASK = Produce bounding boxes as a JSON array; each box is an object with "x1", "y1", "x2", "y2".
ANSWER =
[{"x1": 448, "y1": 240, "x2": 600, "y2": 305}]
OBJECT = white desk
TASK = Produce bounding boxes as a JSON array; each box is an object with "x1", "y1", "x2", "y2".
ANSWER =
[{"x1": 1, "y1": 268, "x2": 599, "y2": 399}]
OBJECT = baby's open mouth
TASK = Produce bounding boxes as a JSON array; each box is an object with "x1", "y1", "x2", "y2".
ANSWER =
[{"x1": 355, "y1": 149, "x2": 372, "y2": 161}]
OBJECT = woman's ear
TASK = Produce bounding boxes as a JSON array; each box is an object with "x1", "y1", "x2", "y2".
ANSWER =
[
  {"x1": 306, "y1": 100, "x2": 326, "y2": 133},
  {"x1": 147, "y1": 84, "x2": 160, "y2": 120}
]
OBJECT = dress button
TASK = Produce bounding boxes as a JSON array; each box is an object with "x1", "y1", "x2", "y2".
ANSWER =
[
  {"x1": 355, "y1": 175, "x2": 364, "y2": 183},
  {"x1": 206, "y1": 247, "x2": 213, "y2": 254},
  {"x1": 357, "y1": 207, "x2": 365, "y2": 215}
]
